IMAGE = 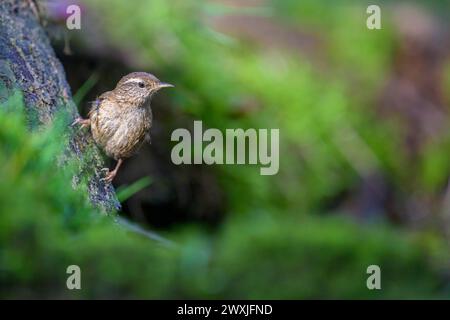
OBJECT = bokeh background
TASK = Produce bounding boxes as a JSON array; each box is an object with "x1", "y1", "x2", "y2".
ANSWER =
[{"x1": 1, "y1": 0, "x2": 450, "y2": 298}]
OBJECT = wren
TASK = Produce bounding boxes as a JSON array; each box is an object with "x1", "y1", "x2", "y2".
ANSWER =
[{"x1": 73, "y1": 72, "x2": 174, "y2": 182}]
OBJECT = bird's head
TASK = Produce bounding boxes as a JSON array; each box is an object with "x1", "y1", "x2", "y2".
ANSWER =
[{"x1": 114, "y1": 72, "x2": 174, "y2": 107}]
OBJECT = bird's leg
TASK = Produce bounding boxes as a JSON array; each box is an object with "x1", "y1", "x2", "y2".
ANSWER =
[
  {"x1": 102, "y1": 159, "x2": 124, "y2": 183},
  {"x1": 71, "y1": 117, "x2": 91, "y2": 129}
]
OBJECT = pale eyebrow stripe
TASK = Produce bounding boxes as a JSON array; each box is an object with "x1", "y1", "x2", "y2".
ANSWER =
[{"x1": 123, "y1": 78, "x2": 144, "y2": 84}]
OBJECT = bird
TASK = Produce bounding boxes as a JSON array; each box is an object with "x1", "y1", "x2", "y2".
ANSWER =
[{"x1": 72, "y1": 72, "x2": 174, "y2": 182}]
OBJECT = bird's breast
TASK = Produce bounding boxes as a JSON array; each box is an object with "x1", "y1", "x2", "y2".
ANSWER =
[{"x1": 91, "y1": 103, "x2": 152, "y2": 159}]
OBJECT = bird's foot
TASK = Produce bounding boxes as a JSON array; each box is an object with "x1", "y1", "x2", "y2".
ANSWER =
[
  {"x1": 71, "y1": 117, "x2": 91, "y2": 129},
  {"x1": 100, "y1": 159, "x2": 123, "y2": 183},
  {"x1": 100, "y1": 170, "x2": 117, "y2": 183}
]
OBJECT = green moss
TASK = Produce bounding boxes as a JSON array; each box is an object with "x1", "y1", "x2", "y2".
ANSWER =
[
  {"x1": 1, "y1": 0, "x2": 449, "y2": 299},
  {"x1": 0, "y1": 98, "x2": 447, "y2": 298}
]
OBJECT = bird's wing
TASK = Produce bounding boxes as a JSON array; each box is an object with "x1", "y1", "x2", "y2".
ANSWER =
[{"x1": 87, "y1": 91, "x2": 113, "y2": 118}]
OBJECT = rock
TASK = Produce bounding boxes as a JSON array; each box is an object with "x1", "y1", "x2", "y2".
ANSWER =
[{"x1": 0, "y1": 0, "x2": 120, "y2": 212}]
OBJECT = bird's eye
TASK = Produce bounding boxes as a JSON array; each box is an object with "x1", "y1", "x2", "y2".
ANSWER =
[{"x1": 138, "y1": 82, "x2": 145, "y2": 88}]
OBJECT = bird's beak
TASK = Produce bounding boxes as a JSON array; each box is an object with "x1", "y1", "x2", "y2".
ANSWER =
[{"x1": 158, "y1": 82, "x2": 174, "y2": 89}]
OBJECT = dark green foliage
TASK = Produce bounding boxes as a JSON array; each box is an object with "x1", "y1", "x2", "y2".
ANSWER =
[
  {"x1": 0, "y1": 97, "x2": 447, "y2": 298},
  {"x1": 1, "y1": 0, "x2": 449, "y2": 299}
]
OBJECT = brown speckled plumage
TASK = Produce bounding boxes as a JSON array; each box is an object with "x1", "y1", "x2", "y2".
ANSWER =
[{"x1": 73, "y1": 72, "x2": 173, "y2": 182}]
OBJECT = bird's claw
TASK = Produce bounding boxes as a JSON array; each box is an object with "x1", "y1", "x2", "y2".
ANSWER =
[
  {"x1": 71, "y1": 117, "x2": 81, "y2": 126},
  {"x1": 71, "y1": 117, "x2": 90, "y2": 129},
  {"x1": 100, "y1": 170, "x2": 116, "y2": 183}
]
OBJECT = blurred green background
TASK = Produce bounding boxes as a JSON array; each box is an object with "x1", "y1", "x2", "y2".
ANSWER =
[{"x1": 1, "y1": 0, "x2": 450, "y2": 298}]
